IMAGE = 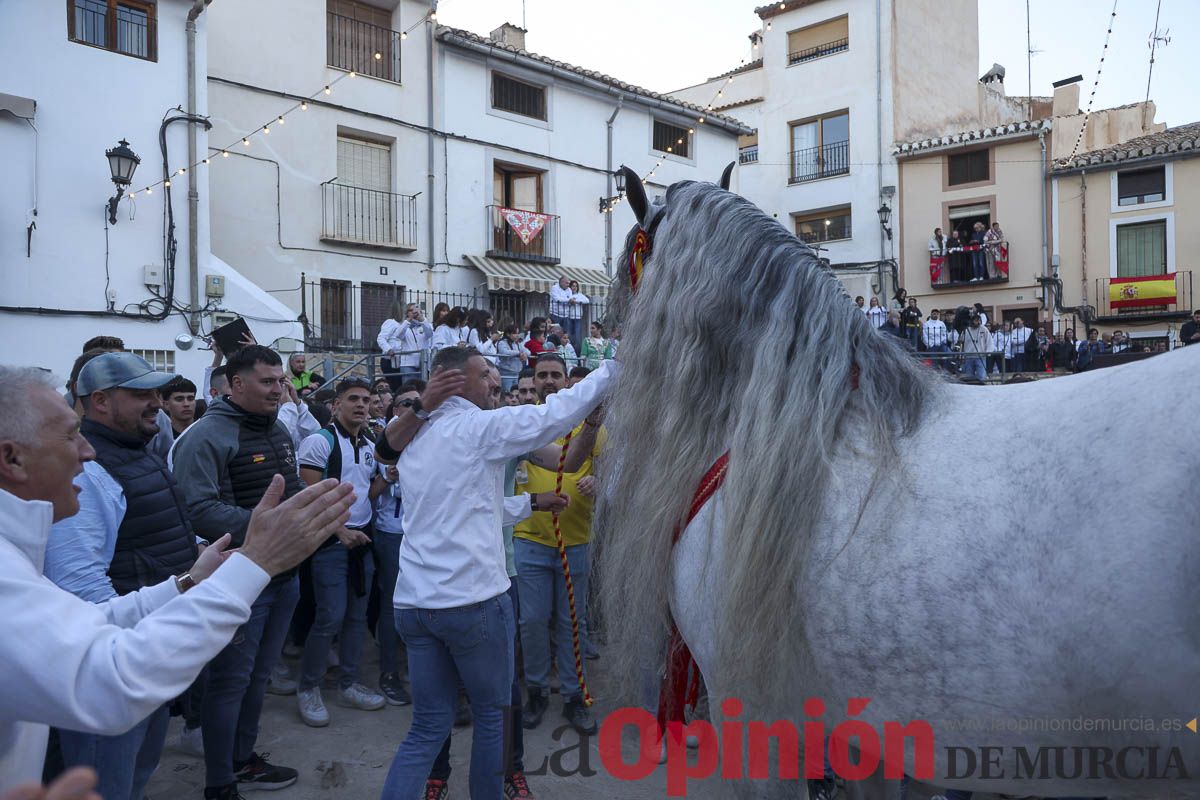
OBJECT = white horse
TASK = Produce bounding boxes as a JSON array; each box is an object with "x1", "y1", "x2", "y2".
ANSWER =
[{"x1": 597, "y1": 167, "x2": 1200, "y2": 799}]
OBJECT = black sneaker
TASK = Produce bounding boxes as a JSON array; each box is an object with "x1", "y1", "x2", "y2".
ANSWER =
[
  {"x1": 204, "y1": 785, "x2": 245, "y2": 800},
  {"x1": 379, "y1": 672, "x2": 411, "y2": 706},
  {"x1": 454, "y1": 691, "x2": 472, "y2": 727},
  {"x1": 561, "y1": 698, "x2": 597, "y2": 735},
  {"x1": 233, "y1": 752, "x2": 298, "y2": 791},
  {"x1": 522, "y1": 689, "x2": 548, "y2": 730},
  {"x1": 807, "y1": 778, "x2": 836, "y2": 800}
]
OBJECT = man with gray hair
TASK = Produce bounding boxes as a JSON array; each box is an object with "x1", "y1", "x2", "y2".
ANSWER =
[{"x1": 0, "y1": 365, "x2": 354, "y2": 795}]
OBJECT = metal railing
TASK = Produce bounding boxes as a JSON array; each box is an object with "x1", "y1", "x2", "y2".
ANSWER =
[
  {"x1": 486, "y1": 205, "x2": 561, "y2": 264},
  {"x1": 788, "y1": 141, "x2": 849, "y2": 184},
  {"x1": 321, "y1": 182, "x2": 418, "y2": 249},
  {"x1": 788, "y1": 37, "x2": 849, "y2": 66},
  {"x1": 738, "y1": 145, "x2": 759, "y2": 164},
  {"x1": 327, "y1": 11, "x2": 401, "y2": 82},
  {"x1": 929, "y1": 240, "x2": 1011, "y2": 287},
  {"x1": 297, "y1": 276, "x2": 608, "y2": 353},
  {"x1": 1094, "y1": 270, "x2": 1191, "y2": 320}
]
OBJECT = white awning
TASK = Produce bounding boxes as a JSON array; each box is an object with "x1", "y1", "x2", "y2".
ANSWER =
[
  {"x1": 948, "y1": 203, "x2": 990, "y2": 220},
  {"x1": 463, "y1": 255, "x2": 611, "y2": 298},
  {"x1": 0, "y1": 92, "x2": 36, "y2": 120}
]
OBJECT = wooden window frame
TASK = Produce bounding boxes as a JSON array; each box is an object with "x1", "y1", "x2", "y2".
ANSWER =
[
  {"x1": 944, "y1": 147, "x2": 993, "y2": 190},
  {"x1": 491, "y1": 72, "x2": 547, "y2": 121},
  {"x1": 793, "y1": 205, "x2": 852, "y2": 244},
  {"x1": 67, "y1": 0, "x2": 157, "y2": 61}
]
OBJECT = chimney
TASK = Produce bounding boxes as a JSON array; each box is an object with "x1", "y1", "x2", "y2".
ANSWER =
[
  {"x1": 748, "y1": 30, "x2": 762, "y2": 60},
  {"x1": 1052, "y1": 75, "x2": 1082, "y2": 117},
  {"x1": 489, "y1": 22, "x2": 526, "y2": 51}
]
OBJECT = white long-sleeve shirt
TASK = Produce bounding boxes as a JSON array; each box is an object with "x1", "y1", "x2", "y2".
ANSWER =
[
  {"x1": 378, "y1": 319, "x2": 433, "y2": 368},
  {"x1": 0, "y1": 488, "x2": 270, "y2": 790},
  {"x1": 431, "y1": 324, "x2": 462, "y2": 351},
  {"x1": 393, "y1": 360, "x2": 617, "y2": 609},
  {"x1": 566, "y1": 292, "x2": 590, "y2": 320},
  {"x1": 548, "y1": 284, "x2": 574, "y2": 318},
  {"x1": 921, "y1": 319, "x2": 948, "y2": 348}
]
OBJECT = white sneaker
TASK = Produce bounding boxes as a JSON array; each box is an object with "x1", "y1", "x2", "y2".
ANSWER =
[
  {"x1": 297, "y1": 687, "x2": 330, "y2": 727},
  {"x1": 338, "y1": 682, "x2": 386, "y2": 711},
  {"x1": 266, "y1": 662, "x2": 298, "y2": 696},
  {"x1": 171, "y1": 724, "x2": 204, "y2": 757}
]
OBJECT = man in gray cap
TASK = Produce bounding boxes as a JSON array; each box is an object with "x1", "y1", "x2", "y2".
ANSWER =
[{"x1": 43, "y1": 352, "x2": 207, "y2": 800}]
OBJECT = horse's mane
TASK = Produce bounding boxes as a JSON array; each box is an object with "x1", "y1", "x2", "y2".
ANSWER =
[{"x1": 595, "y1": 180, "x2": 938, "y2": 707}]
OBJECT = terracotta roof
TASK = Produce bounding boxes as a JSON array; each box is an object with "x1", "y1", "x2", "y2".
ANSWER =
[
  {"x1": 893, "y1": 118, "x2": 1052, "y2": 156},
  {"x1": 709, "y1": 58, "x2": 763, "y2": 82},
  {"x1": 1052, "y1": 121, "x2": 1200, "y2": 170},
  {"x1": 754, "y1": 0, "x2": 824, "y2": 20},
  {"x1": 436, "y1": 26, "x2": 754, "y2": 134},
  {"x1": 713, "y1": 97, "x2": 763, "y2": 113}
]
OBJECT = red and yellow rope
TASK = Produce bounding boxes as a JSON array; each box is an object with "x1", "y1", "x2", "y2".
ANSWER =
[{"x1": 549, "y1": 428, "x2": 594, "y2": 707}]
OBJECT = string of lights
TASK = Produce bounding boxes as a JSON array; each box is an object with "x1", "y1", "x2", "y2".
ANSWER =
[
  {"x1": 1063, "y1": 1, "x2": 1119, "y2": 165},
  {"x1": 124, "y1": 7, "x2": 440, "y2": 201}
]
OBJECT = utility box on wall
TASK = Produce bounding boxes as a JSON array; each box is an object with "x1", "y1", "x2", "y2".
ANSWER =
[{"x1": 205, "y1": 275, "x2": 226, "y2": 297}]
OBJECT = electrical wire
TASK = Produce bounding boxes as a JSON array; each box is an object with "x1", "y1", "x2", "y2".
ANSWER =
[{"x1": 1063, "y1": 1, "x2": 1120, "y2": 165}]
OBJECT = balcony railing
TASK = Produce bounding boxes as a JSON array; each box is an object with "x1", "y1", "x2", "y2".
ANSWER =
[
  {"x1": 486, "y1": 205, "x2": 561, "y2": 264},
  {"x1": 1094, "y1": 270, "x2": 1192, "y2": 320},
  {"x1": 321, "y1": 182, "x2": 418, "y2": 249},
  {"x1": 789, "y1": 141, "x2": 849, "y2": 184},
  {"x1": 788, "y1": 37, "x2": 849, "y2": 66},
  {"x1": 327, "y1": 12, "x2": 401, "y2": 82},
  {"x1": 929, "y1": 241, "x2": 1010, "y2": 288},
  {"x1": 738, "y1": 145, "x2": 759, "y2": 164}
]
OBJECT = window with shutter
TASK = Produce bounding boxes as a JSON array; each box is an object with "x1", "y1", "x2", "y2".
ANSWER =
[
  {"x1": 1117, "y1": 167, "x2": 1166, "y2": 206},
  {"x1": 948, "y1": 150, "x2": 989, "y2": 185}
]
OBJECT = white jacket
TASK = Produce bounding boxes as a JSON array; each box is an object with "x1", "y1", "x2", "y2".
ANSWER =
[{"x1": 0, "y1": 488, "x2": 270, "y2": 790}]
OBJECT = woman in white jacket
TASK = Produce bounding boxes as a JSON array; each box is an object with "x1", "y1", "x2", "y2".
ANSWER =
[
  {"x1": 464, "y1": 309, "x2": 499, "y2": 363},
  {"x1": 0, "y1": 368, "x2": 354, "y2": 792},
  {"x1": 430, "y1": 307, "x2": 464, "y2": 351}
]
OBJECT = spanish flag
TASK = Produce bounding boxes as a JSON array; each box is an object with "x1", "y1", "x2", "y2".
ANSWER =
[{"x1": 1110, "y1": 273, "x2": 1177, "y2": 309}]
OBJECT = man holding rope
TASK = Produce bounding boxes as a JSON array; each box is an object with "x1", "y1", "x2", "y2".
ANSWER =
[{"x1": 374, "y1": 347, "x2": 615, "y2": 800}]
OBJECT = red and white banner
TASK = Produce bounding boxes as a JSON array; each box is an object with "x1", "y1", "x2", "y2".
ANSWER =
[
  {"x1": 501, "y1": 207, "x2": 550, "y2": 245},
  {"x1": 929, "y1": 255, "x2": 945, "y2": 283},
  {"x1": 992, "y1": 243, "x2": 1009, "y2": 277}
]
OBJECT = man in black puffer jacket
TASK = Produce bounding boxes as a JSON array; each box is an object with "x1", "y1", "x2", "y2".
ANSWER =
[{"x1": 170, "y1": 346, "x2": 303, "y2": 800}]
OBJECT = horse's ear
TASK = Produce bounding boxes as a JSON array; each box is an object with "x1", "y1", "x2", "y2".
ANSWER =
[
  {"x1": 619, "y1": 165, "x2": 649, "y2": 228},
  {"x1": 718, "y1": 161, "x2": 735, "y2": 190}
]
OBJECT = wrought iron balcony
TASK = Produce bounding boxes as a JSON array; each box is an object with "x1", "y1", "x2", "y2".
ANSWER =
[
  {"x1": 1094, "y1": 270, "x2": 1192, "y2": 320},
  {"x1": 327, "y1": 11, "x2": 401, "y2": 82},
  {"x1": 788, "y1": 37, "x2": 849, "y2": 66},
  {"x1": 788, "y1": 141, "x2": 849, "y2": 184},
  {"x1": 486, "y1": 205, "x2": 561, "y2": 264},
  {"x1": 929, "y1": 240, "x2": 1010, "y2": 288},
  {"x1": 321, "y1": 182, "x2": 417, "y2": 250}
]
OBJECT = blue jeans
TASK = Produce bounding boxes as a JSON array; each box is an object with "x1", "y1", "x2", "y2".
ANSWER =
[
  {"x1": 202, "y1": 576, "x2": 299, "y2": 788},
  {"x1": 971, "y1": 250, "x2": 986, "y2": 280},
  {"x1": 429, "y1": 583, "x2": 525, "y2": 782},
  {"x1": 300, "y1": 543, "x2": 375, "y2": 690},
  {"x1": 514, "y1": 538, "x2": 590, "y2": 700},
  {"x1": 382, "y1": 593, "x2": 515, "y2": 800},
  {"x1": 961, "y1": 357, "x2": 987, "y2": 382},
  {"x1": 373, "y1": 532, "x2": 406, "y2": 676},
  {"x1": 563, "y1": 318, "x2": 583, "y2": 349},
  {"x1": 58, "y1": 704, "x2": 170, "y2": 800}
]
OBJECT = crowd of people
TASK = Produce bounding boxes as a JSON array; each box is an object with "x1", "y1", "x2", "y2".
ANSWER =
[
  {"x1": 855, "y1": 290, "x2": 1186, "y2": 382},
  {"x1": 1, "y1": 327, "x2": 616, "y2": 800}
]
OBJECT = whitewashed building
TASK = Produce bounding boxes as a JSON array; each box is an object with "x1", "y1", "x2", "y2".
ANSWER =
[
  {"x1": 0, "y1": 0, "x2": 302, "y2": 380},
  {"x1": 205, "y1": 0, "x2": 751, "y2": 351},
  {"x1": 670, "y1": 0, "x2": 1010, "y2": 302}
]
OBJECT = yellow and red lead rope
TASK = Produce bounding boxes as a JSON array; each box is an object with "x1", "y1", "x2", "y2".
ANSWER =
[{"x1": 550, "y1": 428, "x2": 594, "y2": 707}]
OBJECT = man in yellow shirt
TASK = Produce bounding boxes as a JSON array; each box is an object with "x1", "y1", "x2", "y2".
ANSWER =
[{"x1": 514, "y1": 356, "x2": 604, "y2": 736}]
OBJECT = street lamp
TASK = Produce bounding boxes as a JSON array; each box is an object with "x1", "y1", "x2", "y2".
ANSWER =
[
  {"x1": 600, "y1": 169, "x2": 627, "y2": 213},
  {"x1": 876, "y1": 202, "x2": 893, "y2": 241},
  {"x1": 106, "y1": 139, "x2": 140, "y2": 225}
]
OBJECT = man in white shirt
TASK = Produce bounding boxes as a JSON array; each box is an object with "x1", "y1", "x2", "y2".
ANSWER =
[
  {"x1": 0, "y1": 366, "x2": 354, "y2": 795},
  {"x1": 377, "y1": 304, "x2": 433, "y2": 391},
  {"x1": 548, "y1": 276, "x2": 574, "y2": 332},
  {"x1": 376, "y1": 347, "x2": 615, "y2": 800},
  {"x1": 1007, "y1": 317, "x2": 1033, "y2": 372}
]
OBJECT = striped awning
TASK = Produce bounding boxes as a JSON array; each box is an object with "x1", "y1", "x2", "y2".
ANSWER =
[{"x1": 464, "y1": 255, "x2": 611, "y2": 298}]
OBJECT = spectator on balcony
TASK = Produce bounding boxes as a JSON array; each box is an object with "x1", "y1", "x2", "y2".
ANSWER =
[
  {"x1": 899, "y1": 297, "x2": 922, "y2": 350},
  {"x1": 969, "y1": 222, "x2": 988, "y2": 282},
  {"x1": 431, "y1": 308, "x2": 464, "y2": 351},
  {"x1": 928, "y1": 228, "x2": 947, "y2": 286},
  {"x1": 984, "y1": 222, "x2": 1005, "y2": 280},
  {"x1": 1075, "y1": 328, "x2": 1107, "y2": 372},
  {"x1": 465, "y1": 310, "x2": 500, "y2": 364},
  {"x1": 564, "y1": 280, "x2": 590, "y2": 345},
  {"x1": 1007, "y1": 318, "x2": 1032, "y2": 373},
  {"x1": 377, "y1": 303, "x2": 433, "y2": 391},
  {"x1": 865, "y1": 297, "x2": 887, "y2": 329},
  {"x1": 496, "y1": 325, "x2": 526, "y2": 392},
  {"x1": 1178, "y1": 310, "x2": 1200, "y2": 346},
  {"x1": 959, "y1": 314, "x2": 992, "y2": 382},
  {"x1": 945, "y1": 229, "x2": 965, "y2": 283},
  {"x1": 580, "y1": 322, "x2": 613, "y2": 370},
  {"x1": 1110, "y1": 330, "x2": 1130, "y2": 354},
  {"x1": 525, "y1": 317, "x2": 550, "y2": 361},
  {"x1": 548, "y1": 277, "x2": 574, "y2": 332}
]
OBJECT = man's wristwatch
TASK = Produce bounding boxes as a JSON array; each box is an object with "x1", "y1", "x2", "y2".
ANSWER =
[
  {"x1": 410, "y1": 397, "x2": 432, "y2": 421},
  {"x1": 530, "y1": 493, "x2": 540, "y2": 512},
  {"x1": 175, "y1": 573, "x2": 197, "y2": 594}
]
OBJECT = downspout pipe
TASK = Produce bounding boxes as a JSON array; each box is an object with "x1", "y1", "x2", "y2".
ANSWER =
[
  {"x1": 426, "y1": 1, "x2": 437, "y2": 287},
  {"x1": 186, "y1": 0, "x2": 212, "y2": 331},
  {"x1": 1039, "y1": 129, "x2": 1048, "y2": 313},
  {"x1": 876, "y1": 0, "x2": 884, "y2": 265},
  {"x1": 604, "y1": 97, "x2": 623, "y2": 279}
]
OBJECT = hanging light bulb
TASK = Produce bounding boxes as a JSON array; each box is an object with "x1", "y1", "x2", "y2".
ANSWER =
[
  {"x1": 401, "y1": 30, "x2": 408, "y2": 40},
  {"x1": 349, "y1": 71, "x2": 357, "y2": 78},
  {"x1": 263, "y1": 126, "x2": 270, "y2": 135},
  {"x1": 278, "y1": 115, "x2": 285, "y2": 125},
  {"x1": 688, "y1": 128, "x2": 695, "y2": 134},
  {"x1": 221, "y1": 150, "x2": 229, "y2": 157},
  {"x1": 243, "y1": 137, "x2": 250, "y2": 146},
  {"x1": 698, "y1": 116, "x2": 706, "y2": 124},
  {"x1": 164, "y1": 179, "x2": 172, "y2": 187},
  {"x1": 145, "y1": 186, "x2": 152, "y2": 195},
  {"x1": 373, "y1": 51, "x2": 382, "y2": 60},
  {"x1": 429, "y1": 11, "x2": 437, "y2": 20},
  {"x1": 324, "y1": 85, "x2": 331, "y2": 95},
  {"x1": 779, "y1": 1, "x2": 786, "y2": 8},
  {"x1": 178, "y1": 167, "x2": 186, "y2": 175},
  {"x1": 301, "y1": 101, "x2": 308, "y2": 111},
  {"x1": 202, "y1": 158, "x2": 210, "y2": 165}
]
